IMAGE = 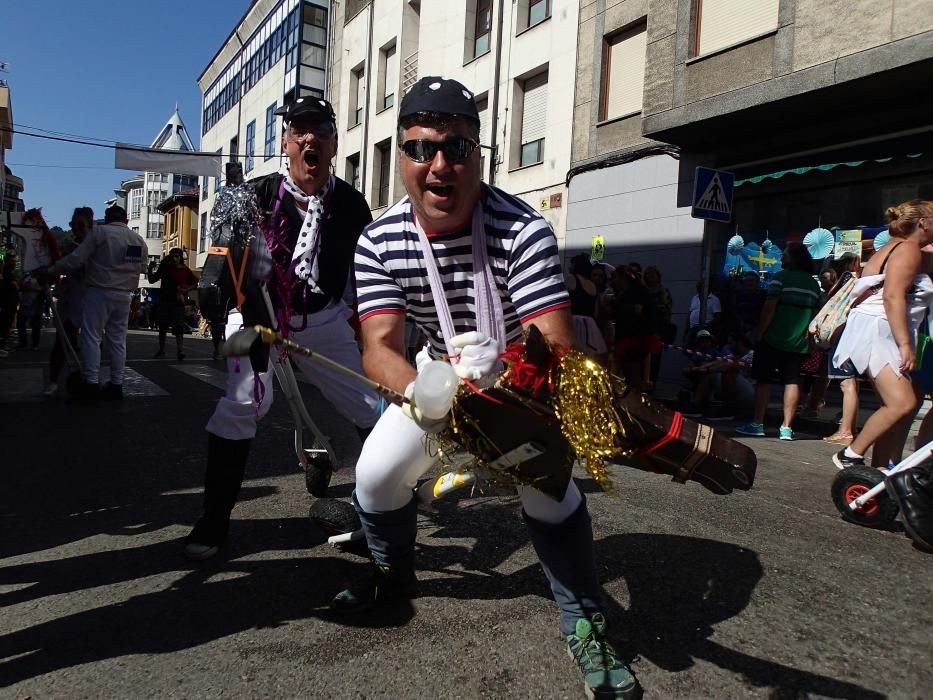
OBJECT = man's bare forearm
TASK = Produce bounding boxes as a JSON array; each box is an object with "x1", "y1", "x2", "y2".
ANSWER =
[{"x1": 362, "y1": 343, "x2": 417, "y2": 396}]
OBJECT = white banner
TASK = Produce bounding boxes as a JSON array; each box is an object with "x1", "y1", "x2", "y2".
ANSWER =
[{"x1": 114, "y1": 144, "x2": 221, "y2": 177}]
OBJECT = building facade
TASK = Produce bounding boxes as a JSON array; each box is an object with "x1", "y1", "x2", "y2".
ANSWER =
[
  {"x1": 569, "y1": 0, "x2": 933, "y2": 342},
  {"x1": 1, "y1": 82, "x2": 26, "y2": 214},
  {"x1": 109, "y1": 108, "x2": 198, "y2": 292},
  {"x1": 157, "y1": 188, "x2": 201, "y2": 261},
  {"x1": 641, "y1": 0, "x2": 933, "y2": 265},
  {"x1": 329, "y1": 0, "x2": 580, "y2": 245},
  {"x1": 197, "y1": 0, "x2": 332, "y2": 269}
]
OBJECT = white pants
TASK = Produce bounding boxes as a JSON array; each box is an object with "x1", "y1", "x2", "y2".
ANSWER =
[
  {"x1": 205, "y1": 302, "x2": 382, "y2": 440},
  {"x1": 81, "y1": 287, "x2": 132, "y2": 386},
  {"x1": 355, "y1": 403, "x2": 583, "y2": 523}
]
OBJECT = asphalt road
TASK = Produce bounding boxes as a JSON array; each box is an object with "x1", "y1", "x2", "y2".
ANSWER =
[{"x1": 0, "y1": 330, "x2": 930, "y2": 699}]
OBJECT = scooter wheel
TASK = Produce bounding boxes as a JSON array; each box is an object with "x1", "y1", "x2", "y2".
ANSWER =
[
  {"x1": 304, "y1": 454, "x2": 334, "y2": 497},
  {"x1": 831, "y1": 466, "x2": 899, "y2": 528},
  {"x1": 309, "y1": 498, "x2": 361, "y2": 536},
  {"x1": 65, "y1": 370, "x2": 85, "y2": 396}
]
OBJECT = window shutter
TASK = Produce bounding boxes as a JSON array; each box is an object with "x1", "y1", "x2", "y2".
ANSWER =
[
  {"x1": 477, "y1": 97, "x2": 490, "y2": 146},
  {"x1": 384, "y1": 46, "x2": 398, "y2": 99},
  {"x1": 521, "y1": 73, "x2": 548, "y2": 144},
  {"x1": 605, "y1": 27, "x2": 646, "y2": 120},
  {"x1": 697, "y1": 0, "x2": 779, "y2": 56},
  {"x1": 356, "y1": 70, "x2": 366, "y2": 109}
]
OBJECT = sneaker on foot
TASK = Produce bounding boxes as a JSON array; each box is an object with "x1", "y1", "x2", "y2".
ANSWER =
[
  {"x1": 153, "y1": 350, "x2": 165, "y2": 359},
  {"x1": 567, "y1": 614, "x2": 642, "y2": 700},
  {"x1": 184, "y1": 542, "x2": 220, "y2": 560},
  {"x1": 779, "y1": 426, "x2": 794, "y2": 441},
  {"x1": 833, "y1": 449, "x2": 865, "y2": 470},
  {"x1": 331, "y1": 564, "x2": 417, "y2": 614},
  {"x1": 735, "y1": 422, "x2": 765, "y2": 437},
  {"x1": 42, "y1": 382, "x2": 59, "y2": 397},
  {"x1": 177, "y1": 352, "x2": 186, "y2": 362}
]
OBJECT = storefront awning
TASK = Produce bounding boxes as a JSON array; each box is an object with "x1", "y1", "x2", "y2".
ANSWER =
[{"x1": 735, "y1": 152, "x2": 925, "y2": 188}]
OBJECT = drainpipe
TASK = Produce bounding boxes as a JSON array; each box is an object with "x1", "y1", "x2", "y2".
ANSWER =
[
  {"x1": 233, "y1": 28, "x2": 245, "y2": 167},
  {"x1": 487, "y1": 0, "x2": 506, "y2": 185},
  {"x1": 359, "y1": 1, "x2": 375, "y2": 198}
]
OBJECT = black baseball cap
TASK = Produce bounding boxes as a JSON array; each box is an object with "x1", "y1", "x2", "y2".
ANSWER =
[
  {"x1": 274, "y1": 96, "x2": 336, "y2": 124},
  {"x1": 398, "y1": 76, "x2": 480, "y2": 126}
]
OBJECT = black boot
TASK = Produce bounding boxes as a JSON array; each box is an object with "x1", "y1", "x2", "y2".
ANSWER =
[
  {"x1": 185, "y1": 433, "x2": 252, "y2": 560},
  {"x1": 331, "y1": 493, "x2": 418, "y2": 612},
  {"x1": 522, "y1": 495, "x2": 603, "y2": 635},
  {"x1": 886, "y1": 463, "x2": 933, "y2": 549}
]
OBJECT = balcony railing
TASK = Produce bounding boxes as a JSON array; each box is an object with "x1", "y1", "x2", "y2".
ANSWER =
[{"x1": 401, "y1": 51, "x2": 418, "y2": 93}]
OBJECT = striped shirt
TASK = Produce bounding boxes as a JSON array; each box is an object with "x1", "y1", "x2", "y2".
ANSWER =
[
  {"x1": 763, "y1": 268, "x2": 821, "y2": 353},
  {"x1": 355, "y1": 184, "x2": 569, "y2": 355}
]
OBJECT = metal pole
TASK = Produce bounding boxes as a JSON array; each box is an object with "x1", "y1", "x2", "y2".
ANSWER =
[{"x1": 699, "y1": 220, "x2": 713, "y2": 329}]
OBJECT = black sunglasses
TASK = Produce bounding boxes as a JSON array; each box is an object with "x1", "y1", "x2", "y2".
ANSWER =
[{"x1": 400, "y1": 137, "x2": 478, "y2": 163}]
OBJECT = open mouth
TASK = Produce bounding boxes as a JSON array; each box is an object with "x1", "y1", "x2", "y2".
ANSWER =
[
  {"x1": 426, "y1": 184, "x2": 454, "y2": 198},
  {"x1": 303, "y1": 150, "x2": 320, "y2": 166}
]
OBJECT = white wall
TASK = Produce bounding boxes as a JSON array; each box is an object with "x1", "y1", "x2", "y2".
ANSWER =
[{"x1": 566, "y1": 155, "x2": 705, "y2": 337}]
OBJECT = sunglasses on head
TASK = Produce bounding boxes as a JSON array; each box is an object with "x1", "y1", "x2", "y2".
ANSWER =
[{"x1": 400, "y1": 137, "x2": 478, "y2": 163}]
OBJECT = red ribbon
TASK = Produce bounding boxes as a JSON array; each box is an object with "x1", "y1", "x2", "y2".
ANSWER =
[{"x1": 634, "y1": 411, "x2": 684, "y2": 456}]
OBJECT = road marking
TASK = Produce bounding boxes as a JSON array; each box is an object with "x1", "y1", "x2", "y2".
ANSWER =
[
  {"x1": 121, "y1": 368, "x2": 169, "y2": 397},
  {"x1": 171, "y1": 363, "x2": 228, "y2": 390}
]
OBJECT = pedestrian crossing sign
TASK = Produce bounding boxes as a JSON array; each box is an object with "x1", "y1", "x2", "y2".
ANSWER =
[{"x1": 692, "y1": 167, "x2": 734, "y2": 222}]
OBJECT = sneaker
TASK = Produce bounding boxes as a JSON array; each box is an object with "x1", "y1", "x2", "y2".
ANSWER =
[
  {"x1": 331, "y1": 564, "x2": 417, "y2": 614},
  {"x1": 779, "y1": 426, "x2": 794, "y2": 441},
  {"x1": 833, "y1": 448, "x2": 865, "y2": 470},
  {"x1": 177, "y1": 352, "x2": 186, "y2": 362},
  {"x1": 99, "y1": 383, "x2": 124, "y2": 400},
  {"x1": 735, "y1": 422, "x2": 765, "y2": 437},
  {"x1": 567, "y1": 614, "x2": 642, "y2": 700},
  {"x1": 42, "y1": 382, "x2": 59, "y2": 397},
  {"x1": 153, "y1": 350, "x2": 165, "y2": 359},
  {"x1": 184, "y1": 542, "x2": 220, "y2": 561}
]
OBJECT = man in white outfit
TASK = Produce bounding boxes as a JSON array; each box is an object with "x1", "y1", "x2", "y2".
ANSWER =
[
  {"x1": 183, "y1": 96, "x2": 381, "y2": 561},
  {"x1": 45, "y1": 205, "x2": 147, "y2": 400}
]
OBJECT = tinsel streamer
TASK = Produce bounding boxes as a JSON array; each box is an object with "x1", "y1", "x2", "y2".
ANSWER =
[
  {"x1": 553, "y1": 351, "x2": 625, "y2": 493},
  {"x1": 208, "y1": 183, "x2": 261, "y2": 248}
]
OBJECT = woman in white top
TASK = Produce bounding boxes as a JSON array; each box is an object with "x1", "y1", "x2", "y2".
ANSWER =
[{"x1": 833, "y1": 199, "x2": 933, "y2": 470}]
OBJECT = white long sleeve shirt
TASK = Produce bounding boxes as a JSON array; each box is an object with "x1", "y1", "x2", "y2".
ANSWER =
[{"x1": 50, "y1": 222, "x2": 148, "y2": 292}]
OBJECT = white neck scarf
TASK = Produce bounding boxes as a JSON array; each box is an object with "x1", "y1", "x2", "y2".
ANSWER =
[
  {"x1": 413, "y1": 198, "x2": 505, "y2": 358},
  {"x1": 279, "y1": 162, "x2": 333, "y2": 293}
]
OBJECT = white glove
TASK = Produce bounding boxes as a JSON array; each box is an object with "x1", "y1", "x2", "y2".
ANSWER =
[
  {"x1": 402, "y1": 381, "x2": 448, "y2": 434},
  {"x1": 450, "y1": 331, "x2": 503, "y2": 387},
  {"x1": 414, "y1": 344, "x2": 432, "y2": 372}
]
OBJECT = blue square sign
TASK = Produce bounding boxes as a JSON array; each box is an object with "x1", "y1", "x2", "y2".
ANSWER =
[{"x1": 692, "y1": 167, "x2": 734, "y2": 222}]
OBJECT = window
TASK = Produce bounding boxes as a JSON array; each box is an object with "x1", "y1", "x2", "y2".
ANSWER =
[
  {"x1": 229, "y1": 136, "x2": 239, "y2": 164},
  {"x1": 476, "y1": 95, "x2": 489, "y2": 179},
  {"x1": 346, "y1": 153, "x2": 361, "y2": 191},
  {"x1": 350, "y1": 67, "x2": 365, "y2": 127},
  {"x1": 474, "y1": 0, "x2": 491, "y2": 57},
  {"x1": 130, "y1": 189, "x2": 144, "y2": 219},
  {"x1": 147, "y1": 190, "x2": 163, "y2": 208},
  {"x1": 213, "y1": 149, "x2": 222, "y2": 193},
  {"x1": 264, "y1": 103, "x2": 277, "y2": 160},
  {"x1": 695, "y1": 0, "x2": 779, "y2": 56},
  {"x1": 200, "y1": 212, "x2": 208, "y2": 252},
  {"x1": 201, "y1": 176, "x2": 208, "y2": 200},
  {"x1": 601, "y1": 24, "x2": 647, "y2": 121},
  {"x1": 375, "y1": 140, "x2": 391, "y2": 208},
  {"x1": 519, "y1": 73, "x2": 547, "y2": 167},
  {"x1": 147, "y1": 222, "x2": 164, "y2": 239},
  {"x1": 528, "y1": 0, "x2": 550, "y2": 27},
  {"x1": 131, "y1": 226, "x2": 140, "y2": 234},
  {"x1": 245, "y1": 120, "x2": 256, "y2": 174},
  {"x1": 381, "y1": 44, "x2": 397, "y2": 110}
]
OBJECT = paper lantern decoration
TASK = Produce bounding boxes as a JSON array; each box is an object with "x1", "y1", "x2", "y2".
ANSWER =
[
  {"x1": 728, "y1": 235, "x2": 745, "y2": 255},
  {"x1": 803, "y1": 227, "x2": 835, "y2": 259},
  {"x1": 873, "y1": 230, "x2": 891, "y2": 251}
]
